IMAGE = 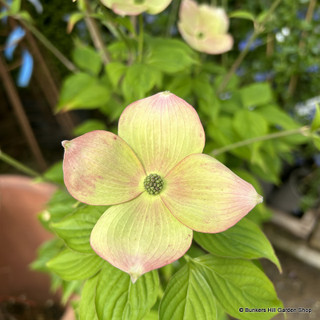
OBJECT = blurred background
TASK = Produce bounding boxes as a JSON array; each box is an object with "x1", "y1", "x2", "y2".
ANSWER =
[{"x1": 0, "y1": 0, "x2": 320, "y2": 319}]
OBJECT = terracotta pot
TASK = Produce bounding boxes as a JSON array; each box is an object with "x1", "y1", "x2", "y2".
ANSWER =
[{"x1": 0, "y1": 175, "x2": 58, "y2": 303}]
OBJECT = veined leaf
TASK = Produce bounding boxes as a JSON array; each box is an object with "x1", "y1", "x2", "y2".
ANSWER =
[
  {"x1": 105, "y1": 61, "x2": 127, "y2": 88},
  {"x1": 79, "y1": 275, "x2": 99, "y2": 320},
  {"x1": 122, "y1": 63, "x2": 161, "y2": 101},
  {"x1": 72, "y1": 45, "x2": 102, "y2": 75},
  {"x1": 257, "y1": 105, "x2": 299, "y2": 130},
  {"x1": 30, "y1": 238, "x2": 65, "y2": 272},
  {"x1": 47, "y1": 248, "x2": 105, "y2": 281},
  {"x1": 194, "y1": 218, "x2": 281, "y2": 271},
  {"x1": 56, "y1": 73, "x2": 110, "y2": 112},
  {"x1": 193, "y1": 255, "x2": 282, "y2": 320},
  {"x1": 240, "y1": 83, "x2": 273, "y2": 108},
  {"x1": 145, "y1": 37, "x2": 198, "y2": 74},
  {"x1": 95, "y1": 264, "x2": 159, "y2": 320},
  {"x1": 159, "y1": 262, "x2": 220, "y2": 320},
  {"x1": 52, "y1": 205, "x2": 107, "y2": 253}
]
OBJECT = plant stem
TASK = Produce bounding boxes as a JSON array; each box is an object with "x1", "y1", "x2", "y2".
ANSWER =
[
  {"x1": 138, "y1": 14, "x2": 144, "y2": 63},
  {"x1": 165, "y1": 0, "x2": 180, "y2": 37},
  {"x1": 287, "y1": 0, "x2": 316, "y2": 97},
  {"x1": 0, "y1": 150, "x2": 40, "y2": 177},
  {"x1": 211, "y1": 126, "x2": 309, "y2": 156},
  {"x1": 83, "y1": 0, "x2": 110, "y2": 65},
  {"x1": 20, "y1": 20, "x2": 78, "y2": 73},
  {"x1": 0, "y1": 0, "x2": 77, "y2": 71},
  {"x1": 218, "y1": 0, "x2": 282, "y2": 93},
  {"x1": 0, "y1": 54, "x2": 47, "y2": 170}
]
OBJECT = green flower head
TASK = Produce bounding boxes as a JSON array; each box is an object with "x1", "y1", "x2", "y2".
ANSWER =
[{"x1": 62, "y1": 92, "x2": 262, "y2": 282}]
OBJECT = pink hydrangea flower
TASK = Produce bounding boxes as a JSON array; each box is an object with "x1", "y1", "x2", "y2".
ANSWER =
[
  {"x1": 178, "y1": 0, "x2": 233, "y2": 54},
  {"x1": 100, "y1": 0, "x2": 172, "y2": 16},
  {"x1": 62, "y1": 92, "x2": 262, "y2": 282}
]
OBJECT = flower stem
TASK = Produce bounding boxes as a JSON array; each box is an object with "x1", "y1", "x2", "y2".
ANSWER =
[
  {"x1": 0, "y1": 150, "x2": 41, "y2": 177},
  {"x1": 217, "y1": 0, "x2": 282, "y2": 93},
  {"x1": 211, "y1": 126, "x2": 309, "y2": 156},
  {"x1": 138, "y1": 14, "x2": 144, "y2": 63}
]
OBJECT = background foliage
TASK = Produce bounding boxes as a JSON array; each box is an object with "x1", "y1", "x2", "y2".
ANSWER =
[{"x1": 2, "y1": 0, "x2": 320, "y2": 319}]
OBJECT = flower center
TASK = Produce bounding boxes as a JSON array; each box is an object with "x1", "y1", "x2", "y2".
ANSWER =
[
  {"x1": 144, "y1": 173, "x2": 164, "y2": 195},
  {"x1": 197, "y1": 32, "x2": 205, "y2": 39}
]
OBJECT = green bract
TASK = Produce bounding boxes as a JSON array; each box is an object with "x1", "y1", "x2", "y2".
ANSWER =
[{"x1": 62, "y1": 92, "x2": 262, "y2": 282}]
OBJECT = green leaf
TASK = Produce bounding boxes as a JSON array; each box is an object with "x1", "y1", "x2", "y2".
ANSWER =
[
  {"x1": 145, "y1": 37, "x2": 198, "y2": 74},
  {"x1": 229, "y1": 10, "x2": 255, "y2": 21},
  {"x1": 250, "y1": 152, "x2": 281, "y2": 184},
  {"x1": 57, "y1": 73, "x2": 110, "y2": 112},
  {"x1": 72, "y1": 45, "x2": 102, "y2": 75},
  {"x1": 194, "y1": 218, "x2": 281, "y2": 271},
  {"x1": 10, "y1": 0, "x2": 21, "y2": 14},
  {"x1": 232, "y1": 110, "x2": 269, "y2": 164},
  {"x1": 52, "y1": 205, "x2": 107, "y2": 253},
  {"x1": 257, "y1": 105, "x2": 299, "y2": 130},
  {"x1": 257, "y1": 11, "x2": 268, "y2": 24},
  {"x1": 61, "y1": 280, "x2": 83, "y2": 304},
  {"x1": 114, "y1": 16, "x2": 135, "y2": 34},
  {"x1": 41, "y1": 161, "x2": 64, "y2": 185},
  {"x1": 214, "y1": 73, "x2": 239, "y2": 91},
  {"x1": 122, "y1": 63, "x2": 161, "y2": 101},
  {"x1": 67, "y1": 12, "x2": 84, "y2": 33},
  {"x1": 167, "y1": 75, "x2": 192, "y2": 98},
  {"x1": 311, "y1": 104, "x2": 320, "y2": 132},
  {"x1": 80, "y1": 275, "x2": 99, "y2": 320},
  {"x1": 233, "y1": 109, "x2": 268, "y2": 138},
  {"x1": 30, "y1": 238, "x2": 65, "y2": 272},
  {"x1": 40, "y1": 190, "x2": 76, "y2": 226},
  {"x1": 193, "y1": 74, "x2": 221, "y2": 121},
  {"x1": 73, "y1": 119, "x2": 107, "y2": 136},
  {"x1": 18, "y1": 11, "x2": 33, "y2": 22},
  {"x1": 95, "y1": 264, "x2": 159, "y2": 320},
  {"x1": 108, "y1": 41, "x2": 130, "y2": 61},
  {"x1": 240, "y1": 83, "x2": 273, "y2": 108},
  {"x1": 193, "y1": 255, "x2": 283, "y2": 320},
  {"x1": 313, "y1": 134, "x2": 320, "y2": 150},
  {"x1": 47, "y1": 248, "x2": 105, "y2": 281},
  {"x1": 142, "y1": 310, "x2": 159, "y2": 320},
  {"x1": 105, "y1": 62, "x2": 127, "y2": 88},
  {"x1": 159, "y1": 262, "x2": 220, "y2": 320}
]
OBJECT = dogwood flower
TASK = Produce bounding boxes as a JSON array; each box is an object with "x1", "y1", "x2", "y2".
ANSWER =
[
  {"x1": 178, "y1": 0, "x2": 233, "y2": 54},
  {"x1": 62, "y1": 92, "x2": 262, "y2": 282},
  {"x1": 100, "y1": 0, "x2": 172, "y2": 16}
]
